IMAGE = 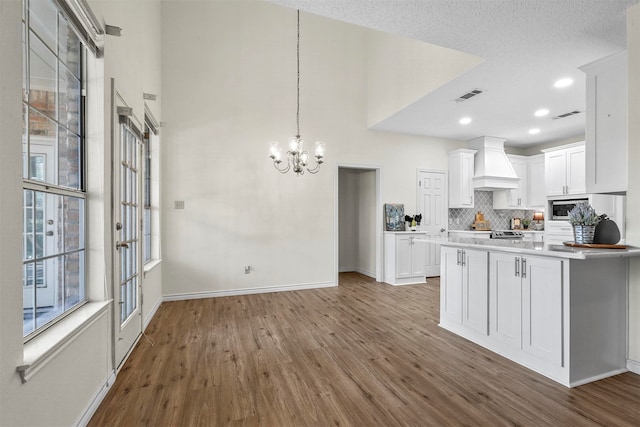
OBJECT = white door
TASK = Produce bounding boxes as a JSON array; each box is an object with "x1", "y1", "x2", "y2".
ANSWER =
[
  {"x1": 113, "y1": 105, "x2": 143, "y2": 368},
  {"x1": 417, "y1": 170, "x2": 447, "y2": 277}
]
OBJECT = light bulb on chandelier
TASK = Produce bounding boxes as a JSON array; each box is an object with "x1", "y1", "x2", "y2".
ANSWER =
[{"x1": 269, "y1": 10, "x2": 325, "y2": 176}]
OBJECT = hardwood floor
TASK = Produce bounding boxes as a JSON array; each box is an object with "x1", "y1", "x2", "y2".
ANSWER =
[{"x1": 90, "y1": 273, "x2": 640, "y2": 426}]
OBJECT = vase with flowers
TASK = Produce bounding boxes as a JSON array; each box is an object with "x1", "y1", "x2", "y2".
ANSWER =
[{"x1": 568, "y1": 202, "x2": 601, "y2": 244}]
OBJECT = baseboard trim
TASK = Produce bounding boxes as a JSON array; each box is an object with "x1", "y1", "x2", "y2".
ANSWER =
[
  {"x1": 338, "y1": 268, "x2": 375, "y2": 279},
  {"x1": 75, "y1": 369, "x2": 116, "y2": 427},
  {"x1": 628, "y1": 358, "x2": 640, "y2": 375},
  {"x1": 163, "y1": 281, "x2": 337, "y2": 302}
]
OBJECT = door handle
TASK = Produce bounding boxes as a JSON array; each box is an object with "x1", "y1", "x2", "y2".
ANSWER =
[
  {"x1": 521, "y1": 258, "x2": 527, "y2": 278},
  {"x1": 515, "y1": 257, "x2": 520, "y2": 277},
  {"x1": 440, "y1": 228, "x2": 446, "y2": 233},
  {"x1": 461, "y1": 250, "x2": 466, "y2": 267},
  {"x1": 116, "y1": 241, "x2": 129, "y2": 250},
  {"x1": 456, "y1": 249, "x2": 461, "y2": 265}
]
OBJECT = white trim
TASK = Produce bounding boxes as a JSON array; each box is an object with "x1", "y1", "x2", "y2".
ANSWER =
[
  {"x1": 17, "y1": 301, "x2": 111, "y2": 384},
  {"x1": 163, "y1": 281, "x2": 337, "y2": 302},
  {"x1": 338, "y1": 267, "x2": 376, "y2": 279},
  {"x1": 628, "y1": 358, "x2": 640, "y2": 375},
  {"x1": 74, "y1": 369, "x2": 116, "y2": 427}
]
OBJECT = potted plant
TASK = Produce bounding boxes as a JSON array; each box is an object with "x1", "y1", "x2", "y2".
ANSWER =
[
  {"x1": 568, "y1": 202, "x2": 601, "y2": 244},
  {"x1": 521, "y1": 218, "x2": 531, "y2": 229}
]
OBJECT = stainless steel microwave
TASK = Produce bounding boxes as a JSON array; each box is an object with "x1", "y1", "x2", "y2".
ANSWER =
[{"x1": 551, "y1": 198, "x2": 588, "y2": 220}]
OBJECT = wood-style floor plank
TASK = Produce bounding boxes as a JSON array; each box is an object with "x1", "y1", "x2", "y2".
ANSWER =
[{"x1": 90, "y1": 273, "x2": 640, "y2": 426}]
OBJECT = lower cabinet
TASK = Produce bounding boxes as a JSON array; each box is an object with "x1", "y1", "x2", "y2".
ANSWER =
[
  {"x1": 440, "y1": 245, "x2": 628, "y2": 387},
  {"x1": 490, "y1": 253, "x2": 563, "y2": 366},
  {"x1": 441, "y1": 247, "x2": 488, "y2": 335},
  {"x1": 384, "y1": 233, "x2": 426, "y2": 285}
]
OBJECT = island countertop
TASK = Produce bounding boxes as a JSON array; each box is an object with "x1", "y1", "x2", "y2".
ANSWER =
[{"x1": 417, "y1": 237, "x2": 640, "y2": 260}]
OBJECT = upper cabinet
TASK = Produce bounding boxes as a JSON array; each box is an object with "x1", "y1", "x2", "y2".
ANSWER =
[
  {"x1": 580, "y1": 51, "x2": 628, "y2": 194},
  {"x1": 493, "y1": 154, "x2": 545, "y2": 210},
  {"x1": 543, "y1": 143, "x2": 586, "y2": 197},
  {"x1": 493, "y1": 155, "x2": 527, "y2": 209},
  {"x1": 527, "y1": 154, "x2": 546, "y2": 209},
  {"x1": 449, "y1": 149, "x2": 476, "y2": 208}
]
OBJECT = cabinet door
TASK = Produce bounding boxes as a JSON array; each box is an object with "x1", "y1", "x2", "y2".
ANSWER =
[
  {"x1": 490, "y1": 252, "x2": 522, "y2": 349},
  {"x1": 395, "y1": 235, "x2": 412, "y2": 279},
  {"x1": 527, "y1": 155, "x2": 545, "y2": 209},
  {"x1": 449, "y1": 150, "x2": 475, "y2": 208},
  {"x1": 410, "y1": 235, "x2": 426, "y2": 277},
  {"x1": 545, "y1": 151, "x2": 567, "y2": 196},
  {"x1": 585, "y1": 52, "x2": 627, "y2": 193},
  {"x1": 462, "y1": 249, "x2": 489, "y2": 335},
  {"x1": 565, "y1": 145, "x2": 586, "y2": 195},
  {"x1": 522, "y1": 256, "x2": 563, "y2": 366},
  {"x1": 441, "y1": 247, "x2": 463, "y2": 325},
  {"x1": 510, "y1": 158, "x2": 528, "y2": 207}
]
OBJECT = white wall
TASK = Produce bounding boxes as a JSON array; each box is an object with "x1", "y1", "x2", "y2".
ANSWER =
[
  {"x1": 338, "y1": 168, "x2": 376, "y2": 277},
  {"x1": 627, "y1": 3, "x2": 640, "y2": 369},
  {"x1": 160, "y1": 1, "x2": 464, "y2": 298}
]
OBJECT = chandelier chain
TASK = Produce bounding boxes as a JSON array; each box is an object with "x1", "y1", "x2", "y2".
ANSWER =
[{"x1": 296, "y1": 9, "x2": 300, "y2": 138}]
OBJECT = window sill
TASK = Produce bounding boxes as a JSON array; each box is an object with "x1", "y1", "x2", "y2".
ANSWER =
[
  {"x1": 143, "y1": 258, "x2": 162, "y2": 276},
  {"x1": 17, "y1": 300, "x2": 111, "y2": 384}
]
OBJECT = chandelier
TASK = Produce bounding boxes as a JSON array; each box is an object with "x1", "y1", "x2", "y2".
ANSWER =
[{"x1": 269, "y1": 10, "x2": 325, "y2": 176}]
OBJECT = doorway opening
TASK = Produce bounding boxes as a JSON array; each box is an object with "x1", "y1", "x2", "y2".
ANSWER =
[{"x1": 337, "y1": 166, "x2": 382, "y2": 284}]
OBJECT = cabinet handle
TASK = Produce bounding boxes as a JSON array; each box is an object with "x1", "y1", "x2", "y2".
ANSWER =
[
  {"x1": 521, "y1": 258, "x2": 527, "y2": 279},
  {"x1": 457, "y1": 249, "x2": 461, "y2": 266},
  {"x1": 515, "y1": 257, "x2": 520, "y2": 277},
  {"x1": 461, "y1": 250, "x2": 466, "y2": 267}
]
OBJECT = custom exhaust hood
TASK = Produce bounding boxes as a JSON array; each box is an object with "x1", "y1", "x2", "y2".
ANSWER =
[{"x1": 468, "y1": 136, "x2": 520, "y2": 190}]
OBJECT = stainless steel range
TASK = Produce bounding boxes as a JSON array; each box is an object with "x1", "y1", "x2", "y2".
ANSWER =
[{"x1": 490, "y1": 230, "x2": 524, "y2": 239}]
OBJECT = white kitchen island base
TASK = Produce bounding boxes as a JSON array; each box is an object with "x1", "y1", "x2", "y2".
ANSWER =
[{"x1": 438, "y1": 238, "x2": 636, "y2": 387}]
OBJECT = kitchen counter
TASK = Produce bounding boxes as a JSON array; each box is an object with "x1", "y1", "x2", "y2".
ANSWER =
[{"x1": 419, "y1": 237, "x2": 640, "y2": 260}]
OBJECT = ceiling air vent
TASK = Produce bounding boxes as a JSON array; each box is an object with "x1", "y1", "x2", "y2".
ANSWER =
[
  {"x1": 453, "y1": 89, "x2": 484, "y2": 103},
  {"x1": 551, "y1": 110, "x2": 582, "y2": 120}
]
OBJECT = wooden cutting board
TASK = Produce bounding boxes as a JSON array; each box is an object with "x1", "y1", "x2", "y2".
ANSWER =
[{"x1": 563, "y1": 241, "x2": 628, "y2": 249}]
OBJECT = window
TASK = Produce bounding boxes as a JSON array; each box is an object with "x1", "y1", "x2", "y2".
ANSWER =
[
  {"x1": 143, "y1": 125, "x2": 152, "y2": 263},
  {"x1": 22, "y1": 0, "x2": 87, "y2": 338}
]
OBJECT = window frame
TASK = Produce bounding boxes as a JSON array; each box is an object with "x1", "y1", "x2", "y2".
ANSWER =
[{"x1": 22, "y1": 0, "x2": 88, "y2": 341}]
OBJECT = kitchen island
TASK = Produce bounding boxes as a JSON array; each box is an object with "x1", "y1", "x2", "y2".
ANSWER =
[{"x1": 433, "y1": 237, "x2": 640, "y2": 387}]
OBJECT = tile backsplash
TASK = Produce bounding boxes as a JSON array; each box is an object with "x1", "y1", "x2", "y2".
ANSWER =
[{"x1": 449, "y1": 191, "x2": 538, "y2": 230}]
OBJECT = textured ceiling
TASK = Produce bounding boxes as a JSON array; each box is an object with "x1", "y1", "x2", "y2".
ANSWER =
[{"x1": 266, "y1": 0, "x2": 638, "y2": 147}]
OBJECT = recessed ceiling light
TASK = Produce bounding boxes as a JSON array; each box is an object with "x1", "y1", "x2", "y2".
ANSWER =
[
  {"x1": 554, "y1": 78, "x2": 573, "y2": 88},
  {"x1": 459, "y1": 117, "x2": 472, "y2": 125},
  {"x1": 528, "y1": 128, "x2": 541, "y2": 135},
  {"x1": 534, "y1": 109, "x2": 549, "y2": 117}
]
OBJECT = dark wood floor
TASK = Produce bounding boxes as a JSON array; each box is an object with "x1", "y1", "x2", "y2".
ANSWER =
[{"x1": 90, "y1": 273, "x2": 640, "y2": 426}]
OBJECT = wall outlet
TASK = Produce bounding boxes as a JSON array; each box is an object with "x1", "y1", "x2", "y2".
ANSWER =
[
  {"x1": 174, "y1": 200, "x2": 185, "y2": 209},
  {"x1": 449, "y1": 218, "x2": 453, "y2": 225}
]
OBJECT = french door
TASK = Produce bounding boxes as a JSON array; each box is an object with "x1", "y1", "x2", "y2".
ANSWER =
[{"x1": 113, "y1": 89, "x2": 143, "y2": 368}]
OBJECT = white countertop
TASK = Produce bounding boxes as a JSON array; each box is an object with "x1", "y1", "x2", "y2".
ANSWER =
[{"x1": 417, "y1": 237, "x2": 640, "y2": 260}]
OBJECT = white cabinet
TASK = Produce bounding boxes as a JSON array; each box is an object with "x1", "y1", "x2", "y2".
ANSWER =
[
  {"x1": 448, "y1": 149, "x2": 476, "y2": 208},
  {"x1": 581, "y1": 51, "x2": 628, "y2": 194},
  {"x1": 384, "y1": 233, "x2": 426, "y2": 285},
  {"x1": 493, "y1": 155, "x2": 528, "y2": 209},
  {"x1": 527, "y1": 154, "x2": 546, "y2": 209},
  {"x1": 489, "y1": 253, "x2": 563, "y2": 366},
  {"x1": 543, "y1": 143, "x2": 585, "y2": 196},
  {"x1": 440, "y1": 247, "x2": 488, "y2": 335}
]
